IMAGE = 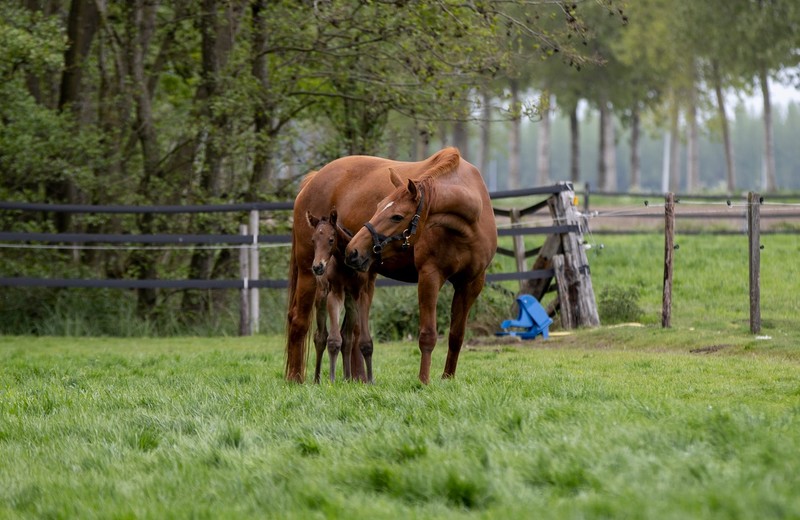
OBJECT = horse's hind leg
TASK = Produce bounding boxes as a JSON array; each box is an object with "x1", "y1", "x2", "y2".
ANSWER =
[
  {"x1": 312, "y1": 290, "x2": 328, "y2": 384},
  {"x1": 286, "y1": 272, "x2": 318, "y2": 383},
  {"x1": 326, "y1": 289, "x2": 343, "y2": 383},
  {"x1": 442, "y1": 275, "x2": 485, "y2": 379}
]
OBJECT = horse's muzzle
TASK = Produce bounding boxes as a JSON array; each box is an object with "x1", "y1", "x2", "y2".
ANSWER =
[
  {"x1": 345, "y1": 249, "x2": 371, "y2": 272},
  {"x1": 312, "y1": 263, "x2": 326, "y2": 276}
]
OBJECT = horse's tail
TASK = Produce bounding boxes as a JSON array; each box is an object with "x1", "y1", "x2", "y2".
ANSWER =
[{"x1": 284, "y1": 229, "x2": 312, "y2": 382}]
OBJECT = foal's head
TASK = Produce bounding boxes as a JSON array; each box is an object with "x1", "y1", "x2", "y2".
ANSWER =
[{"x1": 306, "y1": 209, "x2": 347, "y2": 276}]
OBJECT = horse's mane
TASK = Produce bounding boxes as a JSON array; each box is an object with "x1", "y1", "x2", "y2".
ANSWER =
[{"x1": 422, "y1": 147, "x2": 461, "y2": 180}]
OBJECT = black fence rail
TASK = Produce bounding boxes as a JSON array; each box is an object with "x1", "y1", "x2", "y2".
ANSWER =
[{"x1": 0, "y1": 184, "x2": 575, "y2": 291}]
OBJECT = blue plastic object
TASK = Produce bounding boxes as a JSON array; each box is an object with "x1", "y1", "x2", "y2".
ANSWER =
[{"x1": 496, "y1": 294, "x2": 553, "y2": 340}]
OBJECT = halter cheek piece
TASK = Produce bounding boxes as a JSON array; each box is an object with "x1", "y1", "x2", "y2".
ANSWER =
[{"x1": 364, "y1": 187, "x2": 424, "y2": 256}]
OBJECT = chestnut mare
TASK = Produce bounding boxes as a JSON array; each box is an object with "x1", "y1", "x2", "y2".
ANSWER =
[
  {"x1": 285, "y1": 148, "x2": 496, "y2": 384},
  {"x1": 306, "y1": 209, "x2": 369, "y2": 383}
]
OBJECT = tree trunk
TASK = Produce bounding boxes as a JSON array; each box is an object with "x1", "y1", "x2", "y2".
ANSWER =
[
  {"x1": 686, "y1": 81, "x2": 699, "y2": 192},
  {"x1": 597, "y1": 101, "x2": 607, "y2": 190},
  {"x1": 60, "y1": 0, "x2": 99, "y2": 114},
  {"x1": 629, "y1": 105, "x2": 641, "y2": 191},
  {"x1": 414, "y1": 125, "x2": 430, "y2": 161},
  {"x1": 508, "y1": 79, "x2": 521, "y2": 189},
  {"x1": 183, "y1": 0, "x2": 226, "y2": 319},
  {"x1": 182, "y1": 0, "x2": 247, "y2": 320},
  {"x1": 712, "y1": 61, "x2": 736, "y2": 193},
  {"x1": 668, "y1": 100, "x2": 680, "y2": 193},
  {"x1": 452, "y1": 119, "x2": 469, "y2": 160},
  {"x1": 479, "y1": 89, "x2": 491, "y2": 178},
  {"x1": 598, "y1": 96, "x2": 616, "y2": 191},
  {"x1": 759, "y1": 67, "x2": 777, "y2": 192},
  {"x1": 661, "y1": 130, "x2": 671, "y2": 194},
  {"x1": 44, "y1": 0, "x2": 99, "y2": 233},
  {"x1": 126, "y1": 0, "x2": 162, "y2": 317},
  {"x1": 249, "y1": 0, "x2": 275, "y2": 199},
  {"x1": 569, "y1": 103, "x2": 580, "y2": 183},
  {"x1": 536, "y1": 92, "x2": 551, "y2": 186}
]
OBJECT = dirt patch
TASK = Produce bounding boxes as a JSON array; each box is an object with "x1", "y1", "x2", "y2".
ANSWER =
[{"x1": 690, "y1": 344, "x2": 732, "y2": 354}]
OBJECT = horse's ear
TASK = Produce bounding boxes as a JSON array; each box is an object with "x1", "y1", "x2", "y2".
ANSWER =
[
  {"x1": 389, "y1": 168, "x2": 403, "y2": 188},
  {"x1": 329, "y1": 208, "x2": 338, "y2": 226},
  {"x1": 407, "y1": 179, "x2": 419, "y2": 199},
  {"x1": 306, "y1": 211, "x2": 320, "y2": 228}
]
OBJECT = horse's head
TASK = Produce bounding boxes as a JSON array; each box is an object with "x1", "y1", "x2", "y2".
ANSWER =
[
  {"x1": 306, "y1": 209, "x2": 340, "y2": 276},
  {"x1": 345, "y1": 169, "x2": 425, "y2": 272}
]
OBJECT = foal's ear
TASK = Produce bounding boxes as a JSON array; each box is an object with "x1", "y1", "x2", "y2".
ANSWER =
[
  {"x1": 306, "y1": 211, "x2": 320, "y2": 228},
  {"x1": 329, "y1": 208, "x2": 338, "y2": 226},
  {"x1": 389, "y1": 168, "x2": 403, "y2": 188}
]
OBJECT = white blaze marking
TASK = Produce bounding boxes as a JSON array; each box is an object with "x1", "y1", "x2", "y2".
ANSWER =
[{"x1": 379, "y1": 201, "x2": 395, "y2": 213}]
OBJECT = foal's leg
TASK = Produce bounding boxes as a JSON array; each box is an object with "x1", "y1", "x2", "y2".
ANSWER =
[
  {"x1": 416, "y1": 268, "x2": 445, "y2": 385},
  {"x1": 443, "y1": 274, "x2": 485, "y2": 379},
  {"x1": 326, "y1": 285, "x2": 344, "y2": 383},
  {"x1": 312, "y1": 287, "x2": 328, "y2": 384}
]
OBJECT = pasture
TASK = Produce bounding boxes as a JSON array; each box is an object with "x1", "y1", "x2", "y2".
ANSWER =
[
  {"x1": 2, "y1": 233, "x2": 800, "y2": 518},
  {"x1": 2, "y1": 332, "x2": 800, "y2": 518}
]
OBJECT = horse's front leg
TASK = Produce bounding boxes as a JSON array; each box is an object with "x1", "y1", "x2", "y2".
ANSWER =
[
  {"x1": 312, "y1": 286, "x2": 329, "y2": 384},
  {"x1": 326, "y1": 287, "x2": 344, "y2": 383},
  {"x1": 443, "y1": 274, "x2": 485, "y2": 379},
  {"x1": 416, "y1": 269, "x2": 445, "y2": 385}
]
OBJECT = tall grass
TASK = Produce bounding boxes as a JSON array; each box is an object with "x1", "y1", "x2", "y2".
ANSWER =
[{"x1": 1, "y1": 336, "x2": 799, "y2": 518}]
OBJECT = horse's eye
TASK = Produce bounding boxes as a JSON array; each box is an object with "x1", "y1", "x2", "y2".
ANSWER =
[
  {"x1": 328, "y1": 238, "x2": 334, "y2": 245},
  {"x1": 390, "y1": 214, "x2": 404, "y2": 223}
]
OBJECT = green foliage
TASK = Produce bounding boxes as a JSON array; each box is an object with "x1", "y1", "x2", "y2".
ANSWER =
[
  {"x1": 369, "y1": 286, "x2": 451, "y2": 342},
  {"x1": 0, "y1": 4, "x2": 64, "y2": 77},
  {"x1": 597, "y1": 285, "x2": 644, "y2": 324}
]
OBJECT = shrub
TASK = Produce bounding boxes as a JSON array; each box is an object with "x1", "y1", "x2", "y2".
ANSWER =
[{"x1": 597, "y1": 285, "x2": 644, "y2": 324}]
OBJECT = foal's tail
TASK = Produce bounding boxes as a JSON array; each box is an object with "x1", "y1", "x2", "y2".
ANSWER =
[{"x1": 284, "y1": 232, "x2": 311, "y2": 382}]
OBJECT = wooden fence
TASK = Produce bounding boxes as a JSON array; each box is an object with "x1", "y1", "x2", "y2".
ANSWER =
[
  {"x1": 1, "y1": 182, "x2": 597, "y2": 333},
  {"x1": 581, "y1": 184, "x2": 800, "y2": 235}
]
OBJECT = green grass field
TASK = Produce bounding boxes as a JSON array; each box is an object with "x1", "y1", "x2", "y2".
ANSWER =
[
  {"x1": 2, "y1": 333, "x2": 799, "y2": 519},
  {"x1": 2, "y1": 233, "x2": 800, "y2": 518}
]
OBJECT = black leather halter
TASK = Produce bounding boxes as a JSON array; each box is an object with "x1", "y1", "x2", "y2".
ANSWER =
[{"x1": 364, "y1": 187, "x2": 425, "y2": 255}]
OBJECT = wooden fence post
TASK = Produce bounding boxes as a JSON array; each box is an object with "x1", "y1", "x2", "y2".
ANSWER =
[
  {"x1": 748, "y1": 192, "x2": 761, "y2": 334},
  {"x1": 552, "y1": 254, "x2": 575, "y2": 329},
  {"x1": 248, "y1": 210, "x2": 260, "y2": 335},
  {"x1": 550, "y1": 183, "x2": 599, "y2": 328},
  {"x1": 662, "y1": 193, "x2": 675, "y2": 328},
  {"x1": 239, "y1": 224, "x2": 250, "y2": 336}
]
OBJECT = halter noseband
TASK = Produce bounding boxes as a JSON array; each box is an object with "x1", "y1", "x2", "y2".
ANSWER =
[{"x1": 364, "y1": 187, "x2": 425, "y2": 256}]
